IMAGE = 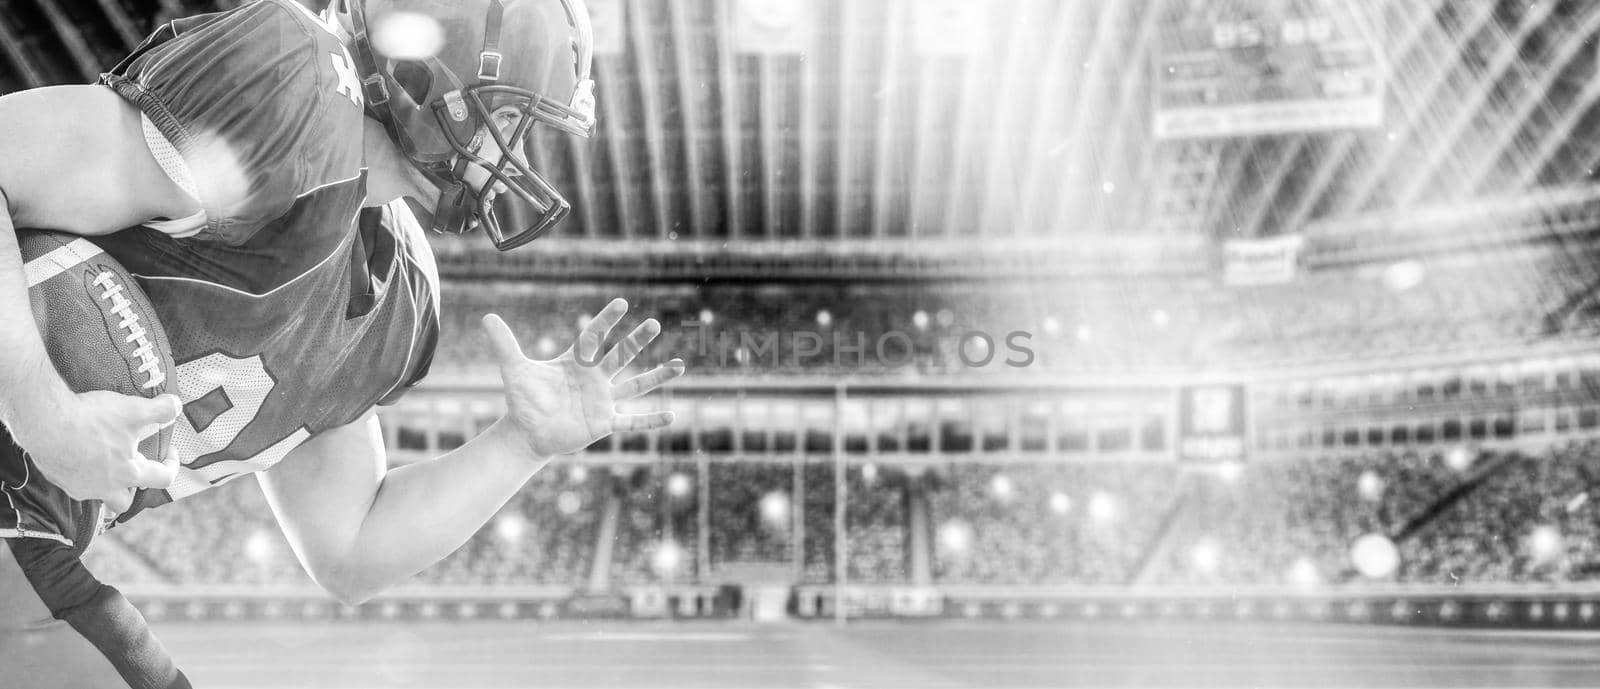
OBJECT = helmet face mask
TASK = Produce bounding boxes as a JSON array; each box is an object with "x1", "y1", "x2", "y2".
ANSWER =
[
  {"x1": 427, "y1": 84, "x2": 576, "y2": 250},
  {"x1": 347, "y1": 0, "x2": 597, "y2": 251}
]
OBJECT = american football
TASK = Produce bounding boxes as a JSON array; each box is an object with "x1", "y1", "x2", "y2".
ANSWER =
[{"x1": 20, "y1": 229, "x2": 175, "y2": 466}]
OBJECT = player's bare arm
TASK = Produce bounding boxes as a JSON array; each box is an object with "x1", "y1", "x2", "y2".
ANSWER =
[
  {"x1": 0, "y1": 85, "x2": 199, "y2": 512},
  {"x1": 259, "y1": 299, "x2": 684, "y2": 604},
  {"x1": 0, "y1": 86, "x2": 201, "y2": 233}
]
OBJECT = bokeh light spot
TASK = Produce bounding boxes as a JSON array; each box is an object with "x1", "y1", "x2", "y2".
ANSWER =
[{"x1": 371, "y1": 11, "x2": 445, "y2": 61}]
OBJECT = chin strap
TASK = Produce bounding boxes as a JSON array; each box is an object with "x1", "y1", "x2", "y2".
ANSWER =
[
  {"x1": 346, "y1": 0, "x2": 543, "y2": 243},
  {"x1": 348, "y1": 0, "x2": 460, "y2": 235},
  {"x1": 433, "y1": 181, "x2": 476, "y2": 234},
  {"x1": 429, "y1": 136, "x2": 485, "y2": 235},
  {"x1": 477, "y1": 0, "x2": 504, "y2": 83},
  {"x1": 346, "y1": 1, "x2": 402, "y2": 144}
]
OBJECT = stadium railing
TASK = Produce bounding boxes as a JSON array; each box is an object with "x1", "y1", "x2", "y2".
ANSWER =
[{"x1": 791, "y1": 583, "x2": 1600, "y2": 629}]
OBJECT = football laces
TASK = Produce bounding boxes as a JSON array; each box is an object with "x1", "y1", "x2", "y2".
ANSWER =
[{"x1": 93, "y1": 271, "x2": 166, "y2": 390}]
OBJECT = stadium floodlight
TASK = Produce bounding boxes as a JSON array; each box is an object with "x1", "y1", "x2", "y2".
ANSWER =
[
  {"x1": 1444, "y1": 446, "x2": 1475, "y2": 472},
  {"x1": 964, "y1": 335, "x2": 992, "y2": 363},
  {"x1": 651, "y1": 540, "x2": 684, "y2": 577},
  {"x1": 494, "y1": 512, "x2": 527, "y2": 545},
  {"x1": 1190, "y1": 540, "x2": 1220, "y2": 575},
  {"x1": 245, "y1": 530, "x2": 274, "y2": 566},
  {"x1": 1382, "y1": 260, "x2": 1426, "y2": 292},
  {"x1": 860, "y1": 462, "x2": 878, "y2": 484},
  {"x1": 556, "y1": 490, "x2": 582, "y2": 515},
  {"x1": 568, "y1": 464, "x2": 589, "y2": 484},
  {"x1": 1289, "y1": 557, "x2": 1321, "y2": 588},
  {"x1": 912, "y1": 310, "x2": 930, "y2": 331},
  {"x1": 1041, "y1": 316, "x2": 1060, "y2": 335},
  {"x1": 535, "y1": 335, "x2": 558, "y2": 357},
  {"x1": 1088, "y1": 491, "x2": 1118, "y2": 524},
  {"x1": 759, "y1": 491, "x2": 790, "y2": 527},
  {"x1": 1356, "y1": 470, "x2": 1385, "y2": 502},
  {"x1": 369, "y1": 11, "x2": 445, "y2": 61},
  {"x1": 667, "y1": 472, "x2": 693, "y2": 499},
  {"x1": 1528, "y1": 525, "x2": 1563, "y2": 564},
  {"x1": 698, "y1": 308, "x2": 715, "y2": 325},
  {"x1": 989, "y1": 474, "x2": 1014, "y2": 502},
  {"x1": 816, "y1": 309, "x2": 832, "y2": 327},
  {"x1": 1049, "y1": 492, "x2": 1071, "y2": 515},
  {"x1": 1350, "y1": 533, "x2": 1400, "y2": 579},
  {"x1": 938, "y1": 519, "x2": 974, "y2": 554},
  {"x1": 1215, "y1": 460, "x2": 1244, "y2": 484}
]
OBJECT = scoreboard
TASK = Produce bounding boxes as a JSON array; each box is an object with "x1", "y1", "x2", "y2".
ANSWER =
[{"x1": 1153, "y1": 0, "x2": 1384, "y2": 139}]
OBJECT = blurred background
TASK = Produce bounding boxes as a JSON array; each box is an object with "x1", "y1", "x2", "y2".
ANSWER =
[{"x1": 9, "y1": 0, "x2": 1600, "y2": 686}]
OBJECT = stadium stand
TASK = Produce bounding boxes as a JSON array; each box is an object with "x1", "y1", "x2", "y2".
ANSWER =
[
  {"x1": 429, "y1": 241, "x2": 1600, "y2": 377},
  {"x1": 93, "y1": 437, "x2": 1600, "y2": 589}
]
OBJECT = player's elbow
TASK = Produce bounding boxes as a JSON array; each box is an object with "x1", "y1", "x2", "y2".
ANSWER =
[
  {"x1": 327, "y1": 584, "x2": 379, "y2": 607},
  {"x1": 311, "y1": 560, "x2": 386, "y2": 606},
  {"x1": 322, "y1": 574, "x2": 383, "y2": 607}
]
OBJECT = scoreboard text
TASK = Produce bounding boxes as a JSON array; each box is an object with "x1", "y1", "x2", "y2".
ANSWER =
[{"x1": 1154, "y1": 0, "x2": 1384, "y2": 139}]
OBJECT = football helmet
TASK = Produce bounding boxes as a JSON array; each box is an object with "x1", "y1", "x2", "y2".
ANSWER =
[{"x1": 337, "y1": 0, "x2": 596, "y2": 250}]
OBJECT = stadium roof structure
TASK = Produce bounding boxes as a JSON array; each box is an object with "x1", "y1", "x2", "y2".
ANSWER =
[{"x1": 3, "y1": 0, "x2": 1599, "y2": 245}]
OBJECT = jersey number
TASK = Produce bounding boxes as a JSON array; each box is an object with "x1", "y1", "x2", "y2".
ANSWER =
[{"x1": 168, "y1": 353, "x2": 310, "y2": 498}]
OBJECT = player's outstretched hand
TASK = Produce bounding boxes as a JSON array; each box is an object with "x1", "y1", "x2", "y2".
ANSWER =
[
  {"x1": 14, "y1": 391, "x2": 182, "y2": 514},
  {"x1": 482, "y1": 299, "x2": 684, "y2": 458}
]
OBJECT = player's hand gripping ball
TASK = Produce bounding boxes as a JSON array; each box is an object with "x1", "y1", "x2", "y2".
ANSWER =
[{"x1": 19, "y1": 230, "x2": 179, "y2": 513}]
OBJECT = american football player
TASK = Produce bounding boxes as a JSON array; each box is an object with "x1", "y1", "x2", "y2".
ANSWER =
[{"x1": 0, "y1": 1, "x2": 680, "y2": 687}]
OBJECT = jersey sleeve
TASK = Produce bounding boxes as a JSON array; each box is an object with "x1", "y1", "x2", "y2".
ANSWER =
[{"x1": 101, "y1": 0, "x2": 366, "y2": 247}]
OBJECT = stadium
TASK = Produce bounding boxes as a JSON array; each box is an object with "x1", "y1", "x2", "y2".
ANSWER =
[{"x1": 7, "y1": 0, "x2": 1600, "y2": 686}]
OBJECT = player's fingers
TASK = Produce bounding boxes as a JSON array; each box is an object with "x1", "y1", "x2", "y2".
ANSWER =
[
  {"x1": 610, "y1": 411, "x2": 675, "y2": 434},
  {"x1": 102, "y1": 489, "x2": 134, "y2": 515},
  {"x1": 128, "y1": 454, "x2": 179, "y2": 490},
  {"x1": 599, "y1": 319, "x2": 661, "y2": 376},
  {"x1": 481, "y1": 314, "x2": 526, "y2": 365},
  {"x1": 612, "y1": 359, "x2": 685, "y2": 400},
  {"x1": 128, "y1": 394, "x2": 183, "y2": 426},
  {"x1": 578, "y1": 299, "x2": 628, "y2": 364},
  {"x1": 160, "y1": 441, "x2": 182, "y2": 469}
]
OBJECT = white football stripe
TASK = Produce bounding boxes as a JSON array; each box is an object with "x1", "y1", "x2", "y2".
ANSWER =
[
  {"x1": 0, "y1": 529, "x2": 73, "y2": 546},
  {"x1": 24, "y1": 238, "x2": 106, "y2": 288}
]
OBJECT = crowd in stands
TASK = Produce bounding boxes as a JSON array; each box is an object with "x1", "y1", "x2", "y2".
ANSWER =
[
  {"x1": 1146, "y1": 441, "x2": 1600, "y2": 586},
  {"x1": 1394, "y1": 442, "x2": 1600, "y2": 584},
  {"x1": 103, "y1": 482, "x2": 308, "y2": 586},
  {"x1": 426, "y1": 244, "x2": 1600, "y2": 378},
  {"x1": 926, "y1": 463, "x2": 1184, "y2": 585},
  {"x1": 421, "y1": 468, "x2": 600, "y2": 586},
  {"x1": 800, "y1": 466, "x2": 908, "y2": 584},
  {"x1": 88, "y1": 440, "x2": 1600, "y2": 589},
  {"x1": 1148, "y1": 452, "x2": 1458, "y2": 586}
]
